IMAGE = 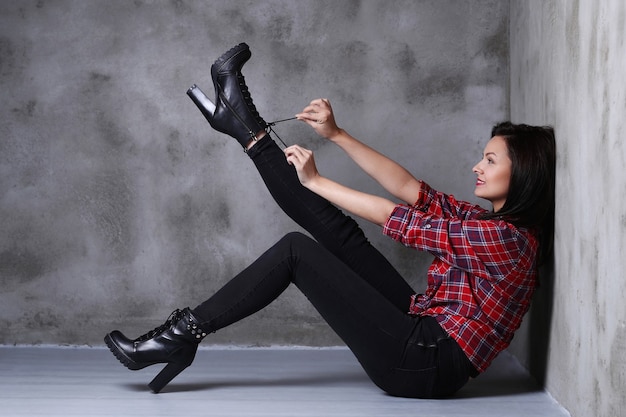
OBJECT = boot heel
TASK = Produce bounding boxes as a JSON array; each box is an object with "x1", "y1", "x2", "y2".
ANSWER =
[
  {"x1": 148, "y1": 361, "x2": 190, "y2": 393},
  {"x1": 187, "y1": 84, "x2": 216, "y2": 120}
]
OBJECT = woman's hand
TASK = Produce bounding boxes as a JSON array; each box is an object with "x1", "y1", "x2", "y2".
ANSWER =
[
  {"x1": 284, "y1": 144, "x2": 397, "y2": 227},
  {"x1": 284, "y1": 145, "x2": 396, "y2": 226},
  {"x1": 296, "y1": 98, "x2": 341, "y2": 140},
  {"x1": 284, "y1": 145, "x2": 320, "y2": 187}
]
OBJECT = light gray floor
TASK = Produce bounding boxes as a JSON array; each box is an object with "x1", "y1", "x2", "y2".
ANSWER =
[{"x1": 0, "y1": 346, "x2": 569, "y2": 417}]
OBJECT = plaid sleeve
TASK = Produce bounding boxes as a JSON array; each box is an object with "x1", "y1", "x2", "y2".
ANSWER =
[
  {"x1": 413, "y1": 181, "x2": 487, "y2": 220},
  {"x1": 383, "y1": 206, "x2": 522, "y2": 280}
]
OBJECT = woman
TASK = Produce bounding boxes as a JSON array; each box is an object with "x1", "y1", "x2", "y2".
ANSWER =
[{"x1": 105, "y1": 43, "x2": 556, "y2": 398}]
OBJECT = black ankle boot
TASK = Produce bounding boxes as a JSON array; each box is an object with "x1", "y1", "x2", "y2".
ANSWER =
[
  {"x1": 187, "y1": 42, "x2": 268, "y2": 149},
  {"x1": 104, "y1": 308, "x2": 209, "y2": 393}
]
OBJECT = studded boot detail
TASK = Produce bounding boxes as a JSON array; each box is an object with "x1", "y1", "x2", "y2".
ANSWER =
[
  {"x1": 104, "y1": 307, "x2": 209, "y2": 393},
  {"x1": 187, "y1": 42, "x2": 268, "y2": 149}
]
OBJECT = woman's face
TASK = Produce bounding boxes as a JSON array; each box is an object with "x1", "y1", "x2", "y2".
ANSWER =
[{"x1": 473, "y1": 136, "x2": 512, "y2": 212}]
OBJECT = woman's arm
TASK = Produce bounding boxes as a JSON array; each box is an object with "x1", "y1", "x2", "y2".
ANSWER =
[
  {"x1": 296, "y1": 99, "x2": 423, "y2": 205},
  {"x1": 284, "y1": 145, "x2": 396, "y2": 227},
  {"x1": 329, "y1": 129, "x2": 423, "y2": 205}
]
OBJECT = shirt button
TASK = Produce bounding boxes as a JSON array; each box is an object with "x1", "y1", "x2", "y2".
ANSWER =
[{"x1": 424, "y1": 224, "x2": 432, "y2": 229}]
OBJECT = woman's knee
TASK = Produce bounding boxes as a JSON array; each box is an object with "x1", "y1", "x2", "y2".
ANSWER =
[
  {"x1": 278, "y1": 231, "x2": 316, "y2": 249},
  {"x1": 263, "y1": 232, "x2": 322, "y2": 265}
]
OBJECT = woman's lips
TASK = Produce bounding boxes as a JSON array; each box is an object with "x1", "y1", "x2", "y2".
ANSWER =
[{"x1": 476, "y1": 179, "x2": 485, "y2": 186}]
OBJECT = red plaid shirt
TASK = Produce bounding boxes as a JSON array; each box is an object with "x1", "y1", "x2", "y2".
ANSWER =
[{"x1": 382, "y1": 181, "x2": 538, "y2": 373}]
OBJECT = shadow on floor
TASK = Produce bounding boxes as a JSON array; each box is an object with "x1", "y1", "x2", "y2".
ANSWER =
[
  {"x1": 126, "y1": 350, "x2": 541, "y2": 398},
  {"x1": 124, "y1": 371, "x2": 369, "y2": 393}
]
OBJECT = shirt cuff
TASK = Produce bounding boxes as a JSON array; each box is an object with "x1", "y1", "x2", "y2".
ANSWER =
[
  {"x1": 382, "y1": 204, "x2": 412, "y2": 240},
  {"x1": 413, "y1": 180, "x2": 432, "y2": 209}
]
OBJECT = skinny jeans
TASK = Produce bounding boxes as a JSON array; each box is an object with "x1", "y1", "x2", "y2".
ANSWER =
[{"x1": 193, "y1": 135, "x2": 474, "y2": 398}]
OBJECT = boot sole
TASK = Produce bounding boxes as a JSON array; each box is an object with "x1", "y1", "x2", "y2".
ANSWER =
[
  {"x1": 104, "y1": 332, "x2": 197, "y2": 393},
  {"x1": 211, "y1": 42, "x2": 250, "y2": 76},
  {"x1": 104, "y1": 333, "x2": 151, "y2": 371}
]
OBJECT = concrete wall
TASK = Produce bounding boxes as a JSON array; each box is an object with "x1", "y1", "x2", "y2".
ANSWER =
[
  {"x1": 0, "y1": 0, "x2": 509, "y2": 347},
  {"x1": 509, "y1": 1, "x2": 626, "y2": 416}
]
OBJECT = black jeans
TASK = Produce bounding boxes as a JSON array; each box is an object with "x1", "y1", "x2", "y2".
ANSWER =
[{"x1": 193, "y1": 135, "x2": 474, "y2": 398}]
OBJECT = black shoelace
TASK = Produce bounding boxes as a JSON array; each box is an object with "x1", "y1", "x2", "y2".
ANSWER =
[
  {"x1": 265, "y1": 116, "x2": 298, "y2": 148},
  {"x1": 134, "y1": 309, "x2": 182, "y2": 342}
]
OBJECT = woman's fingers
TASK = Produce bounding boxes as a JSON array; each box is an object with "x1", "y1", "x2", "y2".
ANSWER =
[
  {"x1": 298, "y1": 99, "x2": 330, "y2": 122},
  {"x1": 284, "y1": 145, "x2": 311, "y2": 165},
  {"x1": 295, "y1": 99, "x2": 340, "y2": 138},
  {"x1": 284, "y1": 145, "x2": 318, "y2": 185}
]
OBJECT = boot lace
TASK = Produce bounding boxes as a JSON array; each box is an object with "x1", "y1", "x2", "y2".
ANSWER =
[
  {"x1": 134, "y1": 309, "x2": 183, "y2": 342},
  {"x1": 237, "y1": 73, "x2": 266, "y2": 128},
  {"x1": 235, "y1": 73, "x2": 294, "y2": 149}
]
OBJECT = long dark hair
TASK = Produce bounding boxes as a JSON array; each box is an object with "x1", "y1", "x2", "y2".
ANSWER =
[{"x1": 480, "y1": 122, "x2": 556, "y2": 265}]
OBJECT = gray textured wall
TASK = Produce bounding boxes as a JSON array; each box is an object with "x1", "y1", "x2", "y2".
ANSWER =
[
  {"x1": 1, "y1": 1, "x2": 509, "y2": 346},
  {"x1": 509, "y1": 1, "x2": 626, "y2": 416}
]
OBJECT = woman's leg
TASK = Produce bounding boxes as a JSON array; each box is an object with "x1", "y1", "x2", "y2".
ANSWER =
[
  {"x1": 193, "y1": 233, "x2": 413, "y2": 388},
  {"x1": 104, "y1": 230, "x2": 471, "y2": 396},
  {"x1": 187, "y1": 42, "x2": 414, "y2": 311},
  {"x1": 246, "y1": 135, "x2": 415, "y2": 311},
  {"x1": 192, "y1": 232, "x2": 472, "y2": 398}
]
